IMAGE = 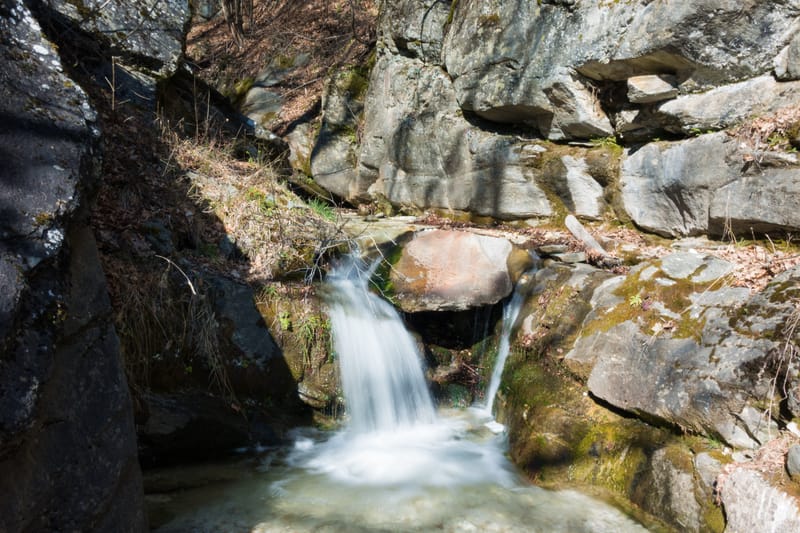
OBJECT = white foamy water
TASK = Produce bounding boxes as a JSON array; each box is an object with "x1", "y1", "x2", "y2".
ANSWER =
[
  {"x1": 150, "y1": 255, "x2": 650, "y2": 533},
  {"x1": 325, "y1": 257, "x2": 435, "y2": 432}
]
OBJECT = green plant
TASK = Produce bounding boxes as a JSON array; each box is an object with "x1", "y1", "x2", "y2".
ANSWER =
[
  {"x1": 590, "y1": 136, "x2": 621, "y2": 149},
  {"x1": 279, "y1": 310, "x2": 292, "y2": 331},
  {"x1": 628, "y1": 291, "x2": 643, "y2": 308},
  {"x1": 308, "y1": 198, "x2": 336, "y2": 221}
]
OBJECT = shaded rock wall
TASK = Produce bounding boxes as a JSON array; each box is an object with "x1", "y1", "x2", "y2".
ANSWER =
[{"x1": 0, "y1": 1, "x2": 144, "y2": 529}]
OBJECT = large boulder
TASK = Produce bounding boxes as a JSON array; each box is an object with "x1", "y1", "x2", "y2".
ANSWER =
[
  {"x1": 442, "y1": 0, "x2": 800, "y2": 139},
  {"x1": 355, "y1": 53, "x2": 553, "y2": 218},
  {"x1": 30, "y1": 0, "x2": 191, "y2": 111},
  {"x1": 41, "y1": 0, "x2": 189, "y2": 77},
  {"x1": 620, "y1": 133, "x2": 734, "y2": 237},
  {"x1": 565, "y1": 253, "x2": 800, "y2": 449},
  {"x1": 656, "y1": 76, "x2": 800, "y2": 135},
  {"x1": 0, "y1": 3, "x2": 145, "y2": 530},
  {"x1": 621, "y1": 133, "x2": 800, "y2": 238},
  {"x1": 387, "y1": 229, "x2": 534, "y2": 312}
]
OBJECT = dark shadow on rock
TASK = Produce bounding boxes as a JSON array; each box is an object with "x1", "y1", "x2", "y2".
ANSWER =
[{"x1": 26, "y1": 0, "x2": 312, "y2": 466}]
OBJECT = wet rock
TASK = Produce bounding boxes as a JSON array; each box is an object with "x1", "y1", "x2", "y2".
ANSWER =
[
  {"x1": 721, "y1": 469, "x2": 800, "y2": 532},
  {"x1": 389, "y1": 229, "x2": 523, "y2": 312}
]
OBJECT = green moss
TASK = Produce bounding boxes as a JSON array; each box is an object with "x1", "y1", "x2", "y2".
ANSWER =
[
  {"x1": 233, "y1": 78, "x2": 255, "y2": 99},
  {"x1": 336, "y1": 67, "x2": 371, "y2": 102},
  {"x1": 445, "y1": 0, "x2": 459, "y2": 26},
  {"x1": 580, "y1": 262, "x2": 711, "y2": 342},
  {"x1": 371, "y1": 243, "x2": 404, "y2": 303}
]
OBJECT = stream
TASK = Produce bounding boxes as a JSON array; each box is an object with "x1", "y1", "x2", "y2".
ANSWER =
[{"x1": 149, "y1": 256, "x2": 652, "y2": 532}]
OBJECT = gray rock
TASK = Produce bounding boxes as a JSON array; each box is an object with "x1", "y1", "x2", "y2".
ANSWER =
[
  {"x1": 657, "y1": 76, "x2": 800, "y2": 135},
  {"x1": 639, "y1": 448, "x2": 702, "y2": 532},
  {"x1": 311, "y1": 66, "x2": 370, "y2": 201},
  {"x1": 539, "y1": 244, "x2": 569, "y2": 254},
  {"x1": 138, "y1": 392, "x2": 249, "y2": 465},
  {"x1": 558, "y1": 157, "x2": 606, "y2": 220},
  {"x1": 627, "y1": 75, "x2": 678, "y2": 104},
  {"x1": 620, "y1": 133, "x2": 735, "y2": 237},
  {"x1": 565, "y1": 214, "x2": 607, "y2": 257},
  {"x1": 552, "y1": 252, "x2": 587, "y2": 264},
  {"x1": 694, "y1": 452, "x2": 723, "y2": 492},
  {"x1": 0, "y1": 10, "x2": 146, "y2": 529},
  {"x1": 206, "y1": 276, "x2": 282, "y2": 368},
  {"x1": 356, "y1": 53, "x2": 553, "y2": 218},
  {"x1": 721, "y1": 469, "x2": 800, "y2": 533},
  {"x1": 240, "y1": 86, "x2": 283, "y2": 129},
  {"x1": 566, "y1": 258, "x2": 800, "y2": 449},
  {"x1": 775, "y1": 30, "x2": 800, "y2": 81},
  {"x1": 378, "y1": 0, "x2": 451, "y2": 64},
  {"x1": 659, "y1": 251, "x2": 734, "y2": 282},
  {"x1": 443, "y1": 1, "x2": 799, "y2": 139},
  {"x1": 787, "y1": 445, "x2": 800, "y2": 480},
  {"x1": 45, "y1": 0, "x2": 190, "y2": 78},
  {"x1": 709, "y1": 169, "x2": 800, "y2": 237},
  {"x1": 286, "y1": 123, "x2": 315, "y2": 174}
]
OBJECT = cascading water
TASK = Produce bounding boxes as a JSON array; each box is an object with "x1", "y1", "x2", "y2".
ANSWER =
[
  {"x1": 325, "y1": 257, "x2": 435, "y2": 432},
  {"x1": 479, "y1": 257, "x2": 538, "y2": 420},
  {"x1": 483, "y1": 287, "x2": 526, "y2": 416},
  {"x1": 151, "y1": 253, "x2": 652, "y2": 533}
]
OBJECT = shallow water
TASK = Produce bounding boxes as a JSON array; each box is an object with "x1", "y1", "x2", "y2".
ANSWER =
[
  {"x1": 150, "y1": 256, "x2": 652, "y2": 532},
  {"x1": 150, "y1": 409, "x2": 650, "y2": 533}
]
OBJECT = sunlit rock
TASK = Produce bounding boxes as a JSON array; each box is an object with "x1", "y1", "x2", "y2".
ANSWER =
[{"x1": 388, "y1": 229, "x2": 533, "y2": 312}]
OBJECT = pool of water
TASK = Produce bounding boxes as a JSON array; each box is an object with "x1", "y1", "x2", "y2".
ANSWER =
[{"x1": 148, "y1": 409, "x2": 652, "y2": 533}]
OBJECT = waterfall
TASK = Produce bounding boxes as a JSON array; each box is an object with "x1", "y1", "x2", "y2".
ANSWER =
[
  {"x1": 481, "y1": 257, "x2": 539, "y2": 418},
  {"x1": 483, "y1": 288, "x2": 526, "y2": 415},
  {"x1": 325, "y1": 256, "x2": 436, "y2": 432}
]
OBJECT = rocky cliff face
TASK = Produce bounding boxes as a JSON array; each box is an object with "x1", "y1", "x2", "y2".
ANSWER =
[
  {"x1": 291, "y1": 1, "x2": 800, "y2": 530},
  {"x1": 306, "y1": 0, "x2": 800, "y2": 239},
  {"x1": 0, "y1": 2, "x2": 145, "y2": 530}
]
